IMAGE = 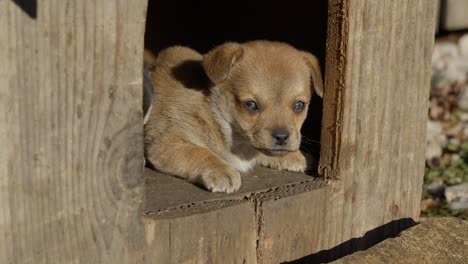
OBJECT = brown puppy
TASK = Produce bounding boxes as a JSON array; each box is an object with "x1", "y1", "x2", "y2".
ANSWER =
[{"x1": 144, "y1": 41, "x2": 323, "y2": 193}]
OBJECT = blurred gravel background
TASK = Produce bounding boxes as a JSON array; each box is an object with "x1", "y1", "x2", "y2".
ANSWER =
[{"x1": 422, "y1": 33, "x2": 468, "y2": 219}]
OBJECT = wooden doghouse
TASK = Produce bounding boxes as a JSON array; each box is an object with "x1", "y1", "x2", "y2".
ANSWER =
[{"x1": 0, "y1": 0, "x2": 437, "y2": 263}]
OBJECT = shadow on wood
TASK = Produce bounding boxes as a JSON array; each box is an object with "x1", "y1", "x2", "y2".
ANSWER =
[
  {"x1": 12, "y1": 0, "x2": 37, "y2": 18},
  {"x1": 282, "y1": 218, "x2": 417, "y2": 264}
]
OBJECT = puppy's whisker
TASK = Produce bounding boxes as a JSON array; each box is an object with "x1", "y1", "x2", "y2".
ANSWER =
[
  {"x1": 299, "y1": 146, "x2": 312, "y2": 153},
  {"x1": 301, "y1": 136, "x2": 321, "y2": 145},
  {"x1": 301, "y1": 142, "x2": 320, "y2": 148},
  {"x1": 301, "y1": 136, "x2": 318, "y2": 141}
]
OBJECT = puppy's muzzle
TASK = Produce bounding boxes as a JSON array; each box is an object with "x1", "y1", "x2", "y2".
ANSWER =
[{"x1": 271, "y1": 130, "x2": 290, "y2": 146}]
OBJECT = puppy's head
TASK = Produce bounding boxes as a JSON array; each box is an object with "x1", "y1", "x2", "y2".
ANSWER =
[{"x1": 203, "y1": 41, "x2": 323, "y2": 156}]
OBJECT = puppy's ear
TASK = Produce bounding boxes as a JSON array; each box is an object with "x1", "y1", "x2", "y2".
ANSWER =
[
  {"x1": 302, "y1": 52, "x2": 323, "y2": 98},
  {"x1": 203, "y1": 43, "x2": 244, "y2": 84}
]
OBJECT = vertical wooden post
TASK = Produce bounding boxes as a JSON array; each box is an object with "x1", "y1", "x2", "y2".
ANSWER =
[
  {"x1": 319, "y1": 0, "x2": 437, "y2": 254},
  {"x1": 0, "y1": 0, "x2": 148, "y2": 263}
]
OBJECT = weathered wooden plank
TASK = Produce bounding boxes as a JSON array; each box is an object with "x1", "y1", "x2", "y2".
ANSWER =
[
  {"x1": 259, "y1": 187, "x2": 330, "y2": 264},
  {"x1": 317, "y1": 0, "x2": 437, "y2": 256},
  {"x1": 142, "y1": 167, "x2": 325, "y2": 264},
  {"x1": 0, "y1": 0, "x2": 148, "y2": 263},
  {"x1": 143, "y1": 202, "x2": 257, "y2": 264},
  {"x1": 332, "y1": 217, "x2": 468, "y2": 264},
  {"x1": 144, "y1": 166, "x2": 324, "y2": 219}
]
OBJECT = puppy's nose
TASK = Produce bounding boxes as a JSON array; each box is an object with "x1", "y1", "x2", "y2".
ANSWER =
[{"x1": 272, "y1": 130, "x2": 290, "y2": 146}]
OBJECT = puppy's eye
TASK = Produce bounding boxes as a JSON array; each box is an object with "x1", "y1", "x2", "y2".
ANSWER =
[
  {"x1": 243, "y1": 100, "x2": 260, "y2": 112},
  {"x1": 293, "y1": 101, "x2": 306, "y2": 112}
]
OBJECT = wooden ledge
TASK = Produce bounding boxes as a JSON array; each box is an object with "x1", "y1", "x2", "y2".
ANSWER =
[
  {"x1": 141, "y1": 167, "x2": 330, "y2": 263},
  {"x1": 144, "y1": 167, "x2": 326, "y2": 219}
]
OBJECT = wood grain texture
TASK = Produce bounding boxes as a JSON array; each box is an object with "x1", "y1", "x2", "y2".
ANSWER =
[
  {"x1": 318, "y1": 0, "x2": 437, "y2": 255},
  {"x1": 143, "y1": 202, "x2": 257, "y2": 264},
  {"x1": 332, "y1": 217, "x2": 468, "y2": 264},
  {"x1": 143, "y1": 167, "x2": 324, "y2": 219},
  {"x1": 259, "y1": 187, "x2": 330, "y2": 264},
  {"x1": 0, "y1": 0, "x2": 148, "y2": 263}
]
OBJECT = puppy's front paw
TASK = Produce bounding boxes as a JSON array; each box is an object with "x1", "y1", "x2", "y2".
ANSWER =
[
  {"x1": 199, "y1": 166, "x2": 241, "y2": 193},
  {"x1": 257, "y1": 151, "x2": 308, "y2": 173},
  {"x1": 283, "y1": 151, "x2": 308, "y2": 172}
]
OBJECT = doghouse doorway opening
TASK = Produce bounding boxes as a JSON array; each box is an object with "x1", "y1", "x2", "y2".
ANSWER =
[{"x1": 144, "y1": 0, "x2": 328, "y2": 169}]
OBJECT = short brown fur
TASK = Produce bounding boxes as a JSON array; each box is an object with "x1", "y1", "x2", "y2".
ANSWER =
[{"x1": 144, "y1": 41, "x2": 323, "y2": 193}]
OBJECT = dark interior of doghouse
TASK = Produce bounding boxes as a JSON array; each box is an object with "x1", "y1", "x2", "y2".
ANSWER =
[{"x1": 144, "y1": 0, "x2": 328, "y2": 167}]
